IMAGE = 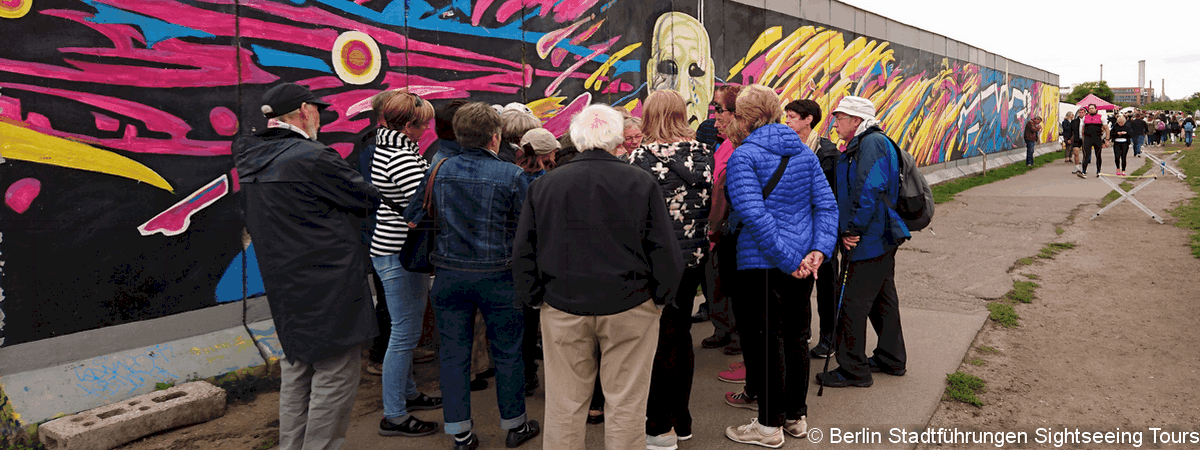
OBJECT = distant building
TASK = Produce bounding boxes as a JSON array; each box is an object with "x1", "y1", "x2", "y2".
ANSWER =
[{"x1": 1111, "y1": 87, "x2": 1154, "y2": 106}]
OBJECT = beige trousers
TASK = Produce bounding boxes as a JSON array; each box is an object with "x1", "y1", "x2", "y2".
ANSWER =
[
  {"x1": 278, "y1": 346, "x2": 361, "y2": 450},
  {"x1": 540, "y1": 300, "x2": 660, "y2": 450}
]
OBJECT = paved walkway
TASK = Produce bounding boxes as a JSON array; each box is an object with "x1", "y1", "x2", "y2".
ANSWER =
[{"x1": 341, "y1": 148, "x2": 1146, "y2": 449}]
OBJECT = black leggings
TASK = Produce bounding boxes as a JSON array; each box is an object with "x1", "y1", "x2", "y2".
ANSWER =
[
  {"x1": 1113, "y1": 142, "x2": 1129, "y2": 172},
  {"x1": 1082, "y1": 137, "x2": 1103, "y2": 174}
]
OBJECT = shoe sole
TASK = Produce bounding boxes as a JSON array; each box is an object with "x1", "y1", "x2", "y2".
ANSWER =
[
  {"x1": 407, "y1": 404, "x2": 443, "y2": 411},
  {"x1": 784, "y1": 428, "x2": 807, "y2": 438},
  {"x1": 818, "y1": 378, "x2": 873, "y2": 388},
  {"x1": 718, "y1": 375, "x2": 746, "y2": 384},
  {"x1": 725, "y1": 399, "x2": 759, "y2": 411},
  {"x1": 379, "y1": 428, "x2": 438, "y2": 437},
  {"x1": 725, "y1": 431, "x2": 783, "y2": 448},
  {"x1": 647, "y1": 443, "x2": 678, "y2": 450},
  {"x1": 677, "y1": 434, "x2": 692, "y2": 441}
]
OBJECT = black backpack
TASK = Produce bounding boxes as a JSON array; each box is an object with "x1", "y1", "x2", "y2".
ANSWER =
[{"x1": 872, "y1": 131, "x2": 934, "y2": 232}]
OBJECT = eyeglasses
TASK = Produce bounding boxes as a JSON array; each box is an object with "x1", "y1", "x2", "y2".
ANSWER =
[{"x1": 710, "y1": 103, "x2": 733, "y2": 114}]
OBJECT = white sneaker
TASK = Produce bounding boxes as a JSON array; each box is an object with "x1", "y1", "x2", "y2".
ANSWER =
[
  {"x1": 783, "y1": 416, "x2": 807, "y2": 438},
  {"x1": 647, "y1": 431, "x2": 678, "y2": 450},
  {"x1": 726, "y1": 418, "x2": 784, "y2": 448}
]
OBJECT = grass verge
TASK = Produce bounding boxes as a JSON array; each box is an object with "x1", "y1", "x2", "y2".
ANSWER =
[
  {"x1": 987, "y1": 301, "x2": 1019, "y2": 327},
  {"x1": 932, "y1": 151, "x2": 1061, "y2": 204},
  {"x1": 1100, "y1": 157, "x2": 1154, "y2": 206},
  {"x1": 1037, "y1": 242, "x2": 1075, "y2": 259},
  {"x1": 1007, "y1": 281, "x2": 1039, "y2": 303},
  {"x1": 977, "y1": 345, "x2": 1001, "y2": 355},
  {"x1": 1167, "y1": 146, "x2": 1200, "y2": 257},
  {"x1": 944, "y1": 372, "x2": 986, "y2": 407}
]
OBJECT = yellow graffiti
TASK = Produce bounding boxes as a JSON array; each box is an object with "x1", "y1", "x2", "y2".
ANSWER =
[
  {"x1": 585, "y1": 42, "x2": 641, "y2": 90},
  {"x1": 188, "y1": 336, "x2": 253, "y2": 356},
  {"x1": 0, "y1": 0, "x2": 32, "y2": 19},
  {"x1": 727, "y1": 26, "x2": 783, "y2": 80},
  {"x1": 0, "y1": 120, "x2": 174, "y2": 192},
  {"x1": 527, "y1": 96, "x2": 567, "y2": 121}
]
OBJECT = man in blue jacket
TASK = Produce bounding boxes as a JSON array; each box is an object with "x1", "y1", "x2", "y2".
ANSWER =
[{"x1": 816, "y1": 96, "x2": 911, "y2": 388}]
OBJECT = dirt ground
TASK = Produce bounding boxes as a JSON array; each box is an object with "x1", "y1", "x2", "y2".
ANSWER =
[
  {"x1": 920, "y1": 148, "x2": 1200, "y2": 448},
  {"x1": 113, "y1": 146, "x2": 1200, "y2": 450}
]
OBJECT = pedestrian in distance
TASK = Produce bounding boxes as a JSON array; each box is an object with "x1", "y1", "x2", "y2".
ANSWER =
[
  {"x1": 1061, "y1": 111, "x2": 1078, "y2": 163},
  {"x1": 815, "y1": 95, "x2": 911, "y2": 389},
  {"x1": 1110, "y1": 114, "x2": 1132, "y2": 176},
  {"x1": 1078, "y1": 104, "x2": 1108, "y2": 178},
  {"x1": 233, "y1": 82, "x2": 383, "y2": 450},
  {"x1": 1130, "y1": 112, "x2": 1148, "y2": 157},
  {"x1": 1023, "y1": 115, "x2": 1043, "y2": 166},
  {"x1": 403, "y1": 102, "x2": 540, "y2": 450},
  {"x1": 722, "y1": 85, "x2": 838, "y2": 448}
]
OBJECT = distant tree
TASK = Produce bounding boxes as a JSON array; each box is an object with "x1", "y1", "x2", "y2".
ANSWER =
[{"x1": 1067, "y1": 81, "x2": 1115, "y2": 103}]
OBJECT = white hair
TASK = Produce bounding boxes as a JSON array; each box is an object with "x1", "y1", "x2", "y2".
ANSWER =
[{"x1": 569, "y1": 104, "x2": 624, "y2": 152}]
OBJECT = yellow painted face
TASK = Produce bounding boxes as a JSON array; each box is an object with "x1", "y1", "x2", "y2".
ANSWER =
[{"x1": 646, "y1": 12, "x2": 714, "y2": 129}]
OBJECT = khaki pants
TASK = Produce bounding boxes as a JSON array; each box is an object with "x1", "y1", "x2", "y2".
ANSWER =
[
  {"x1": 278, "y1": 346, "x2": 361, "y2": 450},
  {"x1": 540, "y1": 301, "x2": 660, "y2": 450}
]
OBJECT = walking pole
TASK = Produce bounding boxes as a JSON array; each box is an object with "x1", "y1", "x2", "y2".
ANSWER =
[{"x1": 817, "y1": 244, "x2": 854, "y2": 397}]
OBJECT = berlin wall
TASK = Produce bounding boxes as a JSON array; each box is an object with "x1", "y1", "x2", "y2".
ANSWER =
[{"x1": 0, "y1": 0, "x2": 1059, "y2": 431}]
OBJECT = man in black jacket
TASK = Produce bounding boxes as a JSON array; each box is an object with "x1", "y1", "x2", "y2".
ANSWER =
[
  {"x1": 234, "y1": 82, "x2": 381, "y2": 450},
  {"x1": 513, "y1": 104, "x2": 683, "y2": 450}
]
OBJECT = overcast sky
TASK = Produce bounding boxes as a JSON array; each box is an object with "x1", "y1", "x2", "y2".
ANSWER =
[{"x1": 836, "y1": 0, "x2": 1200, "y2": 101}]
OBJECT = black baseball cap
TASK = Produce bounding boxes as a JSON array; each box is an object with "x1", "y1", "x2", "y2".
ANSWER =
[{"x1": 261, "y1": 82, "x2": 331, "y2": 118}]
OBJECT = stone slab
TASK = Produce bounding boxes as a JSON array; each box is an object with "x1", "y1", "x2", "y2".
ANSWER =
[
  {"x1": 1, "y1": 326, "x2": 262, "y2": 426},
  {"x1": 39, "y1": 381, "x2": 225, "y2": 450}
]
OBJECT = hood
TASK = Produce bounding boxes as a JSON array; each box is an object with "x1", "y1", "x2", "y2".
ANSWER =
[
  {"x1": 742, "y1": 123, "x2": 809, "y2": 157},
  {"x1": 844, "y1": 125, "x2": 886, "y2": 158},
  {"x1": 232, "y1": 127, "x2": 309, "y2": 181}
]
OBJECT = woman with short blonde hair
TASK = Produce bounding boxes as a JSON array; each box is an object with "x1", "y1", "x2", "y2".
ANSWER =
[{"x1": 642, "y1": 89, "x2": 696, "y2": 143}]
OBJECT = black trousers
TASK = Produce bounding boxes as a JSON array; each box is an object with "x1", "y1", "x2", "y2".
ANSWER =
[
  {"x1": 368, "y1": 270, "x2": 390, "y2": 363},
  {"x1": 731, "y1": 268, "x2": 812, "y2": 427},
  {"x1": 1082, "y1": 137, "x2": 1103, "y2": 174},
  {"x1": 1113, "y1": 142, "x2": 1129, "y2": 172},
  {"x1": 814, "y1": 254, "x2": 839, "y2": 338},
  {"x1": 834, "y1": 249, "x2": 906, "y2": 379},
  {"x1": 646, "y1": 263, "x2": 702, "y2": 436}
]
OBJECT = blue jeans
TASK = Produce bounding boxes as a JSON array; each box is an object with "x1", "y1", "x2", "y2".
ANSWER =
[
  {"x1": 1186, "y1": 131, "x2": 1194, "y2": 146},
  {"x1": 371, "y1": 255, "x2": 431, "y2": 419},
  {"x1": 431, "y1": 269, "x2": 526, "y2": 434},
  {"x1": 1024, "y1": 140, "x2": 1035, "y2": 165},
  {"x1": 1133, "y1": 135, "x2": 1144, "y2": 155}
]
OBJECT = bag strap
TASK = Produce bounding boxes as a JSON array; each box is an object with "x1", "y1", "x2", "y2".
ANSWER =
[
  {"x1": 732, "y1": 155, "x2": 790, "y2": 237},
  {"x1": 423, "y1": 158, "x2": 448, "y2": 218}
]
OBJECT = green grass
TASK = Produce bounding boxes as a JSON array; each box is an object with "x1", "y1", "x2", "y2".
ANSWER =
[
  {"x1": 1014, "y1": 257, "x2": 1034, "y2": 266},
  {"x1": 987, "y1": 301, "x2": 1019, "y2": 327},
  {"x1": 1100, "y1": 158, "x2": 1154, "y2": 206},
  {"x1": 1036, "y1": 242, "x2": 1076, "y2": 259},
  {"x1": 1055, "y1": 226, "x2": 1065, "y2": 235},
  {"x1": 1007, "y1": 281, "x2": 1039, "y2": 303},
  {"x1": 1167, "y1": 146, "x2": 1200, "y2": 258},
  {"x1": 154, "y1": 382, "x2": 175, "y2": 391},
  {"x1": 977, "y1": 345, "x2": 1002, "y2": 355},
  {"x1": 252, "y1": 434, "x2": 279, "y2": 450},
  {"x1": 944, "y1": 372, "x2": 986, "y2": 407},
  {"x1": 968, "y1": 358, "x2": 985, "y2": 366},
  {"x1": 1023, "y1": 273, "x2": 1039, "y2": 280},
  {"x1": 932, "y1": 152, "x2": 1060, "y2": 204}
]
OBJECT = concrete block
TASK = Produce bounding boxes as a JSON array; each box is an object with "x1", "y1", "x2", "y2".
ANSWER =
[{"x1": 39, "y1": 382, "x2": 225, "y2": 450}]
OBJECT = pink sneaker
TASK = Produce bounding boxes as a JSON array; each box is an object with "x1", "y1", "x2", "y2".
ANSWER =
[
  {"x1": 1117, "y1": 170, "x2": 1126, "y2": 176},
  {"x1": 718, "y1": 366, "x2": 746, "y2": 383}
]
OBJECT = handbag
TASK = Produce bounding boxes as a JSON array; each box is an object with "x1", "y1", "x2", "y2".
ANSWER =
[{"x1": 398, "y1": 158, "x2": 447, "y2": 273}]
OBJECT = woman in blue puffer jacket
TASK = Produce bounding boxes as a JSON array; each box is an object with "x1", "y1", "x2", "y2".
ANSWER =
[{"x1": 722, "y1": 85, "x2": 838, "y2": 447}]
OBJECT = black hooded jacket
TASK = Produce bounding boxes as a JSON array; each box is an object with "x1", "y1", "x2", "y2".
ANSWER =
[{"x1": 233, "y1": 127, "x2": 381, "y2": 364}]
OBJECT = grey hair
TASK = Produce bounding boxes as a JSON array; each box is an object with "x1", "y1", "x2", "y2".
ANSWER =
[
  {"x1": 570, "y1": 104, "x2": 624, "y2": 152},
  {"x1": 501, "y1": 109, "x2": 542, "y2": 144}
]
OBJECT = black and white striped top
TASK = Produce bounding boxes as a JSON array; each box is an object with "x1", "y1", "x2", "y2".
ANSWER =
[{"x1": 370, "y1": 128, "x2": 429, "y2": 256}]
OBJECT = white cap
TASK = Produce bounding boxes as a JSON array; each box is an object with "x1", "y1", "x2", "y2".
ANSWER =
[{"x1": 832, "y1": 96, "x2": 877, "y2": 121}]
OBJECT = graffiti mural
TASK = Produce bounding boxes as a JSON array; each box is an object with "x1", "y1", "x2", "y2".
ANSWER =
[{"x1": 0, "y1": 0, "x2": 1058, "y2": 347}]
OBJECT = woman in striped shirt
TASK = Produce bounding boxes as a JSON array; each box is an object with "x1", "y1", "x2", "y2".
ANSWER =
[{"x1": 368, "y1": 89, "x2": 443, "y2": 437}]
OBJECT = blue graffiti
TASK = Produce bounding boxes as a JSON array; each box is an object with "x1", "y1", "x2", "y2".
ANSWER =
[
  {"x1": 74, "y1": 344, "x2": 176, "y2": 399},
  {"x1": 82, "y1": 0, "x2": 214, "y2": 48}
]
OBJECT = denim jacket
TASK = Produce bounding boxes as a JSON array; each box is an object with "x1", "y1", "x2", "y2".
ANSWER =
[{"x1": 405, "y1": 147, "x2": 528, "y2": 272}]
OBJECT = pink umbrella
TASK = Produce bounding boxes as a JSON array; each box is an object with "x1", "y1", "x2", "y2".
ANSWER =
[{"x1": 1075, "y1": 94, "x2": 1116, "y2": 111}]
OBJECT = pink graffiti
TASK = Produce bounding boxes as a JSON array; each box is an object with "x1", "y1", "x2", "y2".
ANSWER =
[
  {"x1": 0, "y1": 96, "x2": 20, "y2": 120},
  {"x1": 537, "y1": 20, "x2": 587, "y2": 58},
  {"x1": 296, "y1": 76, "x2": 345, "y2": 91},
  {"x1": 229, "y1": 168, "x2": 240, "y2": 193},
  {"x1": 5, "y1": 178, "x2": 42, "y2": 214},
  {"x1": 540, "y1": 93, "x2": 591, "y2": 137},
  {"x1": 0, "y1": 82, "x2": 229, "y2": 156},
  {"x1": 494, "y1": 0, "x2": 600, "y2": 23},
  {"x1": 209, "y1": 107, "x2": 238, "y2": 136},
  {"x1": 545, "y1": 36, "x2": 618, "y2": 97},
  {"x1": 138, "y1": 175, "x2": 228, "y2": 237},
  {"x1": 93, "y1": 112, "x2": 120, "y2": 132},
  {"x1": 26, "y1": 112, "x2": 51, "y2": 128}
]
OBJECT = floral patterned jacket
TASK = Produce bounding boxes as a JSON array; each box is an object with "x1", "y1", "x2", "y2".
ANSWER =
[{"x1": 629, "y1": 140, "x2": 714, "y2": 267}]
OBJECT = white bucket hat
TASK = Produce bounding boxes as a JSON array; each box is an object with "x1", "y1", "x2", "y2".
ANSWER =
[{"x1": 832, "y1": 96, "x2": 877, "y2": 121}]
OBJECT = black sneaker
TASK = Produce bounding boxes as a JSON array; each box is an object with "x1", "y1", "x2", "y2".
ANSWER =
[
  {"x1": 815, "y1": 368, "x2": 873, "y2": 388},
  {"x1": 691, "y1": 304, "x2": 709, "y2": 323},
  {"x1": 524, "y1": 376, "x2": 539, "y2": 397},
  {"x1": 378, "y1": 416, "x2": 438, "y2": 437},
  {"x1": 407, "y1": 392, "x2": 443, "y2": 411},
  {"x1": 506, "y1": 420, "x2": 541, "y2": 448},
  {"x1": 701, "y1": 334, "x2": 731, "y2": 349},
  {"x1": 723, "y1": 344, "x2": 742, "y2": 356},
  {"x1": 470, "y1": 378, "x2": 489, "y2": 391},
  {"x1": 867, "y1": 356, "x2": 907, "y2": 376},
  {"x1": 453, "y1": 432, "x2": 480, "y2": 450},
  {"x1": 809, "y1": 334, "x2": 834, "y2": 359}
]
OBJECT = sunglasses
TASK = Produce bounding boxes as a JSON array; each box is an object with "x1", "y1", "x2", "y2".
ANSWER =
[{"x1": 710, "y1": 103, "x2": 733, "y2": 114}]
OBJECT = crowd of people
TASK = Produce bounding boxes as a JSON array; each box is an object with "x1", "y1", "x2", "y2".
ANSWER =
[
  {"x1": 1059, "y1": 107, "x2": 1195, "y2": 178},
  {"x1": 236, "y1": 81, "x2": 915, "y2": 450}
]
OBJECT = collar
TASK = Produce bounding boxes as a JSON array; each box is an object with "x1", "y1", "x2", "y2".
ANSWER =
[
  {"x1": 463, "y1": 146, "x2": 503, "y2": 160},
  {"x1": 268, "y1": 120, "x2": 312, "y2": 140},
  {"x1": 562, "y1": 149, "x2": 623, "y2": 164}
]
